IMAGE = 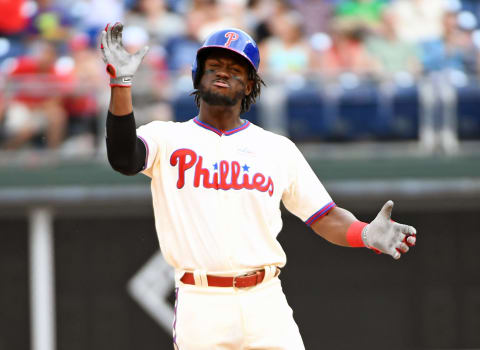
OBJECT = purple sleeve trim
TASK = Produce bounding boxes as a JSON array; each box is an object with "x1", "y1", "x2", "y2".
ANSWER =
[
  {"x1": 137, "y1": 135, "x2": 149, "y2": 170},
  {"x1": 305, "y1": 201, "x2": 336, "y2": 226}
]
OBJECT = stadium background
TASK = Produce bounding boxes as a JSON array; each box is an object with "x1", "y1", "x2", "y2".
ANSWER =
[{"x1": 1, "y1": 0, "x2": 480, "y2": 349}]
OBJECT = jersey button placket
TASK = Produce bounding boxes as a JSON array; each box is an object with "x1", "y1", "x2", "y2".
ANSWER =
[{"x1": 217, "y1": 135, "x2": 234, "y2": 267}]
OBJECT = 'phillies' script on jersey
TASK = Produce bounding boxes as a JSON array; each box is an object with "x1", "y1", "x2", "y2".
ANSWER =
[{"x1": 170, "y1": 148, "x2": 274, "y2": 196}]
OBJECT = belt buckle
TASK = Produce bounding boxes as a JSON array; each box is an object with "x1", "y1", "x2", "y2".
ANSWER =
[
  {"x1": 233, "y1": 270, "x2": 260, "y2": 288},
  {"x1": 233, "y1": 275, "x2": 240, "y2": 288}
]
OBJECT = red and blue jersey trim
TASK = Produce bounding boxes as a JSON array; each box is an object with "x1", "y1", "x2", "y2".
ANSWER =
[
  {"x1": 305, "y1": 201, "x2": 336, "y2": 226},
  {"x1": 193, "y1": 117, "x2": 250, "y2": 136}
]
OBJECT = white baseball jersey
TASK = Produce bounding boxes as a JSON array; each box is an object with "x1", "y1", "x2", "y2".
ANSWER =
[{"x1": 137, "y1": 117, "x2": 335, "y2": 274}]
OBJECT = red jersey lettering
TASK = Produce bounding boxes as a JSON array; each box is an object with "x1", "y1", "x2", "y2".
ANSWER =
[
  {"x1": 170, "y1": 149, "x2": 197, "y2": 189},
  {"x1": 170, "y1": 148, "x2": 274, "y2": 196},
  {"x1": 194, "y1": 155, "x2": 218, "y2": 189}
]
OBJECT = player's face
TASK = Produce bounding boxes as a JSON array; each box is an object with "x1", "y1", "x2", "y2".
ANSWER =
[{"x1": 198, "y1": 50, "x2": 253, "y2": 108}]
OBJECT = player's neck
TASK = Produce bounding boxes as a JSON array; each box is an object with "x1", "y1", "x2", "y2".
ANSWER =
[{"x1": 198, "y1": 103, "x2": 243, "y2": 131}]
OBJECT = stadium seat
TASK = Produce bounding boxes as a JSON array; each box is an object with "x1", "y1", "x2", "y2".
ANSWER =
[
  {"x1": 388, "y1": 85, "x2": 420, "y2": 140},
  {"x1": 286, "y1": 86, "x2": 333, "y2": 142},
  {"x1": 455, "y1": 82, "x2": 480, "y2": 140},
  {"x1": 333, "y1": 83, "x2": 419, "y2": 141},
  {"x1": 242, "y1": 104, "x2": 260, "y2": 126},
  {"x1": 173, "y1": 84, "x2": 420, "y2": 141},
  {"x1": 172, "y1": 93, "x2": 199, "y2": 122},
  {"x1": 335, "y1": 82, "x2": 383, "y2": 140}
]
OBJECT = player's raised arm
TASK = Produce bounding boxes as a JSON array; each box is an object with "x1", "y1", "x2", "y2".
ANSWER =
[
  {"x1": 311, "y1": 201, "x2": 417, "y2": 260},
  {"x1": 100, "y1": 23, "x2": 149, "y2": 175}
]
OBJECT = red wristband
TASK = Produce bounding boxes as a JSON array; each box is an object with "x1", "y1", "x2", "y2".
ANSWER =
[{"x1": 346, "y1": 221, "x2": 368, "y2": 247}]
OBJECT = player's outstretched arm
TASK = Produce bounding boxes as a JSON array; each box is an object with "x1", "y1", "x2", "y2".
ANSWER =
[
  {"x1": 311, "y1": 201, "x2": 417, "y2": 260},
  {"x1": 101, "y1": 22, "x2": 149, "y2": 175}
]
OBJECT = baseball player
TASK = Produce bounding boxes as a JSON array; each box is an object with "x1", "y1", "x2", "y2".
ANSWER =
[{"x1": 101, "y1": 23, "x2": 417, "y2": 350}]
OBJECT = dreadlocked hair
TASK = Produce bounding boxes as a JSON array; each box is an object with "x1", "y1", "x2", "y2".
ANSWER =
[{"x1": 191, "y1": 57, "x2": 265, "y2": 115}]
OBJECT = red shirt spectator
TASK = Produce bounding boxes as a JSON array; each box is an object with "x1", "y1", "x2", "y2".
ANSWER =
[
  {"x1": 6, "y1": 47, "x2": 72, "y2": 106},
  {"x1": 0, "y1": 0, "x2": 29, "y2": 35}
]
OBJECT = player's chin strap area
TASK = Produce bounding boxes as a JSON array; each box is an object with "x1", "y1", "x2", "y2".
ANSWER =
[{"x1": 179, "y1": 266, "x2": 281, "y2": 288}]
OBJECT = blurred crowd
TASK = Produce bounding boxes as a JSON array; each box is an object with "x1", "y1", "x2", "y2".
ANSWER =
[{"x1": 1, "y1": 0, "x2": 480, "y2": 152}]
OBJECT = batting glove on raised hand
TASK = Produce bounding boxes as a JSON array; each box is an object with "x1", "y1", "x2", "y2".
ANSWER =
[
  {"x1": 362, "y1": 200, "x2": 417, "y2": 260},
  {"x1": 100, "y1": 22, "x2": 149, "y2": 87}
]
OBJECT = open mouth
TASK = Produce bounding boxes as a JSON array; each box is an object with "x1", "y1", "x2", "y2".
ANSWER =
[{"x1": 213, "y1": 80, "x2": 230, "y2": 88}]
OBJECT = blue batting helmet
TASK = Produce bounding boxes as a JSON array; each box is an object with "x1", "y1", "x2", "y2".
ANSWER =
[{"x1": 191, "y1": 28, "x2": 260, "y2": 88}]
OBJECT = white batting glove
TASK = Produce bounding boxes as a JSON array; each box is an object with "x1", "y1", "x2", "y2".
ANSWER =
[
  {"x1": 362, "y1": 200, "x2": 417, "y2": 260},
  {"x1": 100, "y1": 22, "x2": 149, "y2": 87}
]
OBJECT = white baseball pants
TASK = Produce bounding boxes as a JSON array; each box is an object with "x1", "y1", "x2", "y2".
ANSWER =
[{"x1": 173, "y1": 273, "x2": 305, "y2": 350}]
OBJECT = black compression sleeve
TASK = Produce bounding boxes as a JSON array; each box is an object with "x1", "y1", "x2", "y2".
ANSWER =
[{"x1": 106, "y1": 111, "x2": 147, "y2": 175}]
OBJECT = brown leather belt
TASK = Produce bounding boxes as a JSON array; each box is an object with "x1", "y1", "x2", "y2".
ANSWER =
[{"x1": 180, "y1": 269, "x2": 278, "y2": 288}]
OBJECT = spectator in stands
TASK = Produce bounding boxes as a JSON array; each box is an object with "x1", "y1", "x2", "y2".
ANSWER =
[
  {"x1": 190, "y1": 0, "x2": 247, "y2": 40},
  {"x1": 123, "y1": 25, "x2": 173, "y2": 123},
  {"x1": 62, "y1": 32, "x2": 104, "y2": 152},
  {"x1": 365, "y1": 7, "x2": 422, "y2": 79},
  {"x1": 0, "y1": 0, "x2": 30, "y2": 62},
  {"x1": 77, "y1": 0, "x2": 126, "y2": 46},
  {"x1": 245, "y1": 0, "x2": 291, "y2": 44},
  {"x1": 1, "y1": 40, "x2": 68, "y2": 150},
  {"x1": 290, "y1": 0, "x2": 334, "y2": 36},
  {"x1": 334, "y1": 0, "x2": 388, "y2": 37},
  {"x1": 217, "y1": 0, "x2": 250, "y2": 30},
  {"x1": 420, "y1": 9, "x2": 480, "y2": 75},
  {"x1": 27, "y1": 0, "x2": 73, "y2": 44},
  {"x1": 164, "y1": 9, "x2": 203, "y2": 74},
  {"x1": 124, "y1": 0, "x2": 185, "y2": 46},
  {"x1": 311, "y1": 20, "x2": 381, "y2": 79},
  {"x1": 0, "y1": 0, "x2": 29, "y2": 36},
  {"x1": 258, "y1": 8, "x2": 311, "y2": 135},
  {"x1": 389, "y1": 0, "x2": 447, "y2": 44},
  {"x1": 259, "y1": 10, "x2": 313, "y2": 76}
]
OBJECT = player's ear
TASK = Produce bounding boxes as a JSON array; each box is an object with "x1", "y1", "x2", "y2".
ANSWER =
[{"x1": 245, "y1": 79, "x2": 254, "y2": 96}]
